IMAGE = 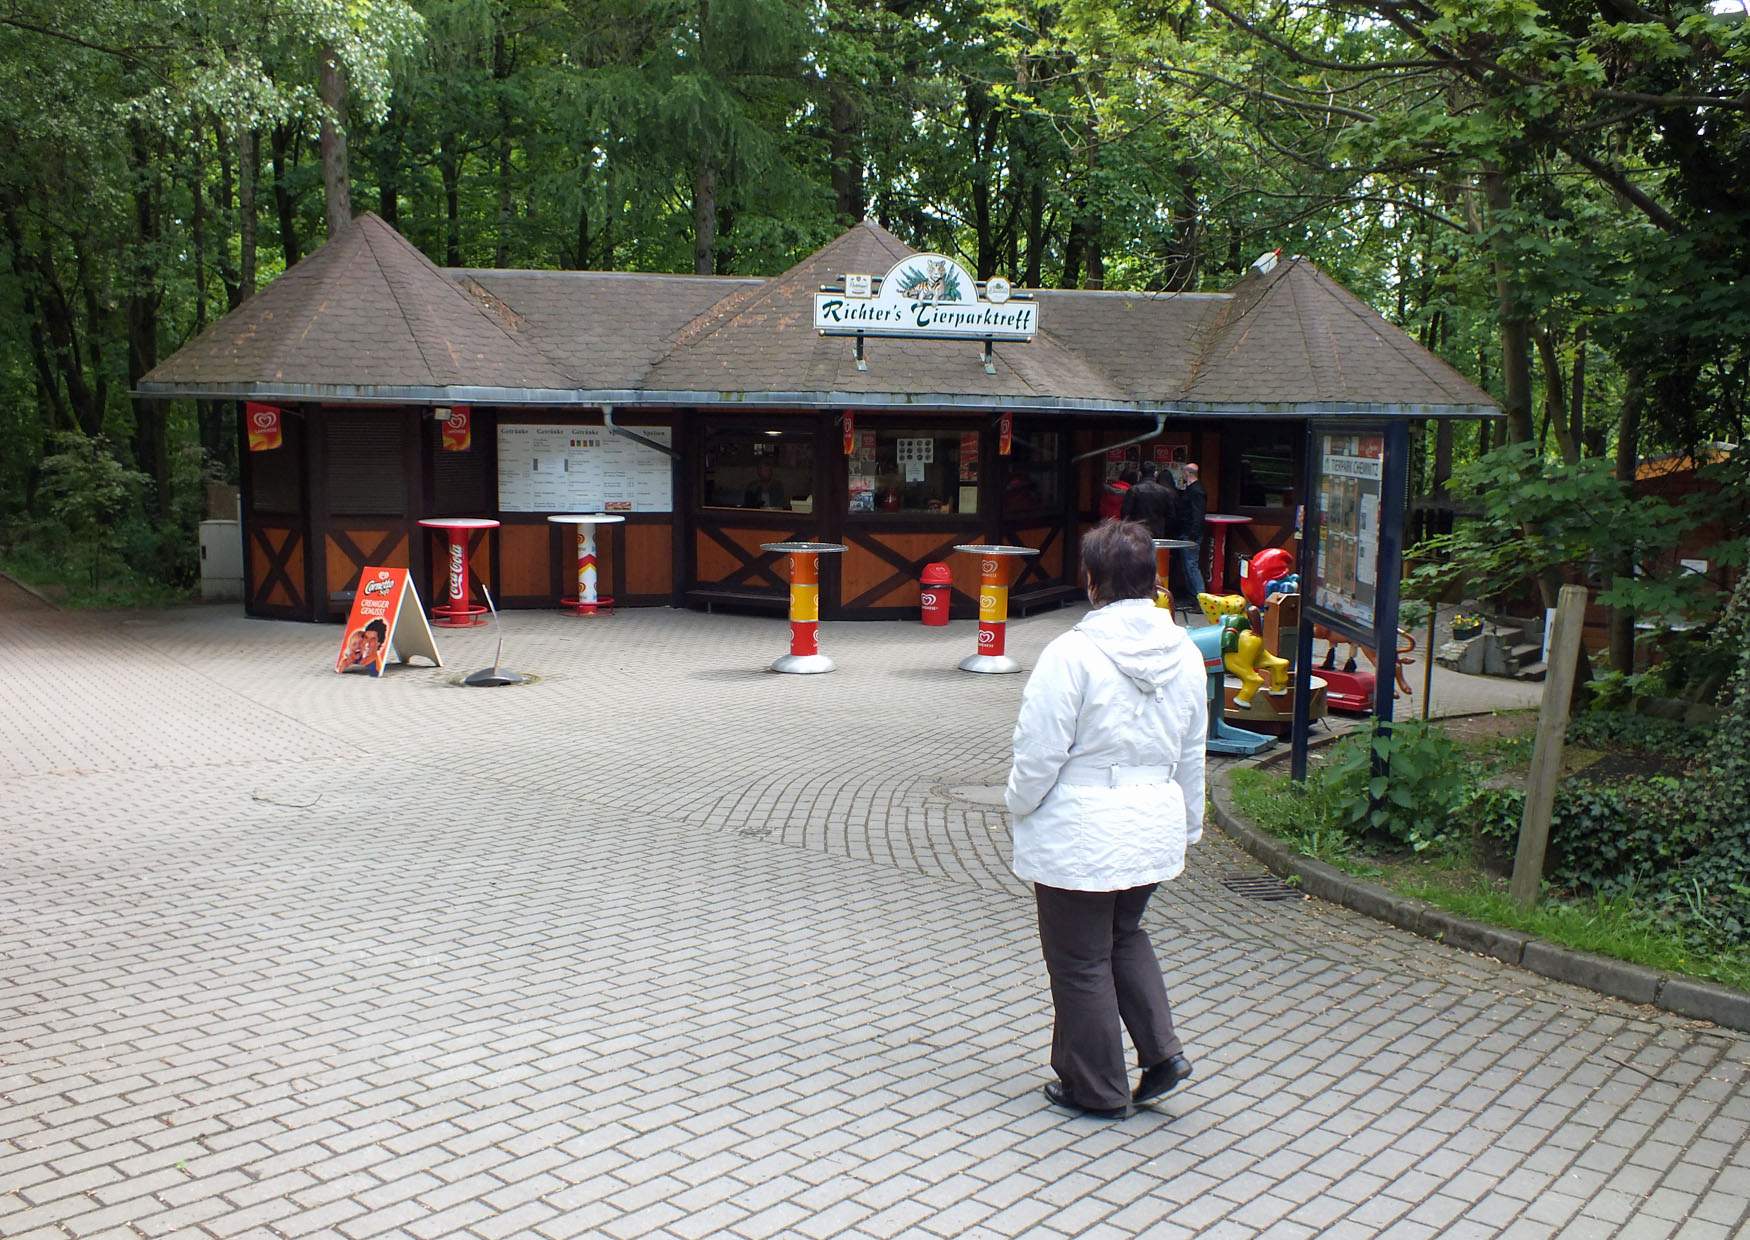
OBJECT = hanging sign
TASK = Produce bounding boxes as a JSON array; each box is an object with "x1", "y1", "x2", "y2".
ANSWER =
[
  {"x1": 334, "y1": 566, "x2": 442, "y2": 677},
  {"x1": 814, "y1": 254, "x2": 1037, "y2": 341},
  {"x1": 440, "y1": 406, "x2": 472, "y2": 452},
  {"x1": 842, "y1": 411, "x2": 855, "y2": 455},
  {"x1": 998, "y1": 413, "x2": 1013, "y2": 457},
  {"x1": 246, "y1": 403, "x2": 283, "y2": 453}
]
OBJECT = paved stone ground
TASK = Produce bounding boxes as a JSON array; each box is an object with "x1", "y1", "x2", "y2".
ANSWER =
[{"x1": 1, "y1": 588, "x2": 1745, "y2": 1240}]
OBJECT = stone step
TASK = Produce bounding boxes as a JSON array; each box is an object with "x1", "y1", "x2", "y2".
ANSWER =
[{"x1": 1516, "y1": 660, "x2": 1548, "y2": 681}]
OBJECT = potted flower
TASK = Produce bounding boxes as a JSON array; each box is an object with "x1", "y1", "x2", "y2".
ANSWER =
[{"x1": 1451, "y1": 611, "x2": 1484, "y2": 640}]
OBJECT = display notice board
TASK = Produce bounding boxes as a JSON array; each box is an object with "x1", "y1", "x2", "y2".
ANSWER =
[
  {"x1": 497, "y1": 424, "x2": 673, "y2": 513},
  {"x1": 1307, "y1": 429, "x2": 1386, "y2": 634}
]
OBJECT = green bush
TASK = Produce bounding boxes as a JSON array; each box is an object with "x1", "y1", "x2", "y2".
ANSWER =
[
  {"x1": 1312, "y1": 719, "x2": 1471, "y2": 853},
  {"x1": 1567, "y1": 709, "x2": 1708, "y2": 759}
]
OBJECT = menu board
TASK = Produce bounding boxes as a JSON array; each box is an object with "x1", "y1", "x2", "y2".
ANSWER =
[
  {"x1": 497, "y1": 424, "x2": 673, "y2": 513},
  {"x1": 1309, "y1": 430, "x2": 1384, "y2": 630}
]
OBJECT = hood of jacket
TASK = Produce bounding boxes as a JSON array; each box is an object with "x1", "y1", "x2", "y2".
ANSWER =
[{"x1": 1073, "y1": 599, "x2": 1194, "y2": 696}]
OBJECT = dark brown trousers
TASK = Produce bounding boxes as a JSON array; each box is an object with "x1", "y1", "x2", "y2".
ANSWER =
[{"x1": 1034, "y1": 883, "x2": 1182, "y2": 1111}]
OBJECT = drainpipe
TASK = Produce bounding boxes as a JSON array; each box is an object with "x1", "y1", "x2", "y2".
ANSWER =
[
  {"x1": 602, "y1": 404, "x2": 677, "y2": 458},
  {"x1": 1070, "y1": 413, "x2": 1167, "y2": 463}
]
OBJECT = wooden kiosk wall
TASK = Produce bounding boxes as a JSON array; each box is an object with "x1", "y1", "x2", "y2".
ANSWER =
[{"x1": 239, "y1": 403, "x2": 1306, "y2": 623}]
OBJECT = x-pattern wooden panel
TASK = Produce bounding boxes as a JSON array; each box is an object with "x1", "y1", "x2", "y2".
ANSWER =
[
  {"x1": 998, "y1": 522, "x2": 1062, "y2": 591},
  {"x1": 327, "y1": 528, "x2": 408, "y2": 593},
  {"x1": 250, "y1": 525, "x2": 305, "y2": 613},
  {"x1": 696, "y1": 523, "x2": 810, "y2": 590},
  {"x1": 842, "y1": 530, "x2": 968, "y2": 609}
]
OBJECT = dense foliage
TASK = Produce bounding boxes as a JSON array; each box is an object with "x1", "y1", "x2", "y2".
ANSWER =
[{"x1": 1, "y1": 0, "x2": 1746, "y2": 609}]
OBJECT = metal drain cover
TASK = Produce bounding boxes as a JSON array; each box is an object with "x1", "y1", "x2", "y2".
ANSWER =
[{"x1": 1221, "y1": 873, "x2": 1303, "y2": 902}]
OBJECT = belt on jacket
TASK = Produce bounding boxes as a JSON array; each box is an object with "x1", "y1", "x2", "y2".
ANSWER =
[{"x1": 1057, "y1": 761, "x2": 1179, "y2": 787}]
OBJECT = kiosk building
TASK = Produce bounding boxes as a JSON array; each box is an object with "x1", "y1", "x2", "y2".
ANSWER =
[{"x1": 140, "y1": 214, "x2": 1497, "y2": 622}]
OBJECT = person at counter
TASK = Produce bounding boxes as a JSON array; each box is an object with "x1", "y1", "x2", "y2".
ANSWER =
[
  {"x1": 743, "y1": 460, "x2": 790, "y2": 510},
  {"x1": 1119, "y1": 462, "x2": 1180, "y2": 538},
  {"x1": 1174, "y1": 462, "x2": 1208, "y2": 597}
]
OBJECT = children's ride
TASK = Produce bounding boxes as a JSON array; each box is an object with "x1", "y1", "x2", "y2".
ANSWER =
[{"x1": 1196, "y1": 592, "x2": 1290, "y2": 706}]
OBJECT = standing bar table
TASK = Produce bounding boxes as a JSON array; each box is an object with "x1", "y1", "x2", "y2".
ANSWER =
[
  {"x1": 418, "y1": 517, "x2": 500, "y2": 627},
  {"x1": 1151, "y1": 538, "x2": 1197, "y2": 610},
  {"x1": 760, "y1": 542, "x2": 847, "y2": 673},
  {"x1": 1204, "y1": 514, "x2": 1253, "y2": 595},
  {"x1": 548, "y1": 514, "x2": 626, "y2": 615},
  {"x1": 952, "y1": 544, "x2": 1040, "y2": 674}
]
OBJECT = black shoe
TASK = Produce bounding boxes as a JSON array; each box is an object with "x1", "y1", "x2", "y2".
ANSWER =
[
  {"x1": 1133, "y1": 1054, "x2": 1193, "y2": 1105},
  {"x1": 1042, "y1": 1081, "x2": 1130, "y2": 1119}
]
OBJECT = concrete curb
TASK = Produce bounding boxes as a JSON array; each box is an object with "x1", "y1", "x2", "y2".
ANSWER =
[{"x1": 1208, "y1": 754, "x2": 1750, "y2": 1033}]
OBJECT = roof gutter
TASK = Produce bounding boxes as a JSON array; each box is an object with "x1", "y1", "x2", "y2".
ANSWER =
[
  {"x1": 602, "y1": 404, "x2": 677, "y2": 458},
  {"x1": 1071, "y1": 413, "x2": 1167, "y2": 463}
]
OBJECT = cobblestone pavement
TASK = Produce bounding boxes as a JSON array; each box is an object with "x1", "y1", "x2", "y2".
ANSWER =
[{"x1": 2, "y1": 591, "x2": 1744, "y2": 1240}]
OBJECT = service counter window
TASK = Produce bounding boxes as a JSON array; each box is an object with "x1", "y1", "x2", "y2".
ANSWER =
[
  {"x1": 1002, "y1": 429, "x2": 1063, "y2": 515},
  {"x1": 701, "y1": 425, "x2": 815, "y2": 512},
  {"x1": 847, "y1": 427, "x2": 980, "y2": 516},
  {"x1": 1234, "y1": 429, "x2": 1298, "y2": 508}
]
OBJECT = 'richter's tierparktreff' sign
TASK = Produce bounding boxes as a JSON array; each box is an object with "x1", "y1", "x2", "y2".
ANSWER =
[{"x1": 814, "y1": 254, "x2": 1037, "y2": 342}]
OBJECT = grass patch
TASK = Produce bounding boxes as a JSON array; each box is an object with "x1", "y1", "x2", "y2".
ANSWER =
[
  {"x1": 1227, "y1": 765, "x2": 1750, "y2": 994},
  {"x1": 0, "y1": 539, "x2": 191, "y2": 610}
]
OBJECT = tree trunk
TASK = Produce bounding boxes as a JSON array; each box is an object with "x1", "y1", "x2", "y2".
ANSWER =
[
  {"x1": 1569, "y1": 324, "x2": 1587, "y2": 455},
  {"x1": 693, "y1": 155, "x2": 717, "y2": 276},
  {"x1": 240, "y1": 127, "x2": 258, "y2": 298},
  {"x1": 126, "y1": 121, "x2": 168, "y2": 513},
  {"x1": 1482, "y1": 169, "x2": 1533, "y2": 443},
  {"x1": 377, "y1": 104, "x2": 402, "y2": 228},
  {"x1": 1434, "y1": 420, "x2": 1453, "y2": 497},
  {"x1": 440, "y1": 142, "x2": 463, "y2": 267},
  {"x1": 1609, "y1": 368, "x2": 1645, "y2": 674},
  {"x1": 214, "y1": 118, "x2": 242, "y2": 310},
  {"x1": 827, "y1": 83, "x2": 862, "y2": 224},
  {"x1": 493, "y1": 29, "x2": 513, "y2": 266},
  {"x1": 269, "y1": 123, "x2": 301, "y2": 267},
  {"x1": 1536, "y1": 327, "x2": 1579, "y2": 464},
  {"x1": 317, "y1": 43, "x2": 353, "y2": 239}
]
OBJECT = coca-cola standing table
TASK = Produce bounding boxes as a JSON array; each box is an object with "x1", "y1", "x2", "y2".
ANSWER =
[
  {"x1": 1203, "y1": 513, "x2": 1253, "y2": 595},
  {"x1": 418, "y1": 517, "x2": 499, "y2": 627},
  {"x1": 547, "y1": 513, "x2": 626, "y2": 615},
  {"x1": 952, "y1": 544, "x2": 1039, "y2": 674},
  {"x1": 760, "y1": 541, "x2": 847, "y2": 673}
]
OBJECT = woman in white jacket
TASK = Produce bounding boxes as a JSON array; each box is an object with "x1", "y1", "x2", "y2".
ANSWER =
[{"x1": 1006, "y1": 519, "x2": 1207, "y2": 1118}]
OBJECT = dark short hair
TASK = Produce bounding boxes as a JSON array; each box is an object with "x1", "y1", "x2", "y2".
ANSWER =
[
  {"x1": 1081, "y1": 519, "x2": 1156, "y2": 602},
  {"x1": 1138, "y1": 461, "x2": 1158, "y2": 480},
  {"x1": 365, "y1": 619, "x2": 388, "y2": 638}
]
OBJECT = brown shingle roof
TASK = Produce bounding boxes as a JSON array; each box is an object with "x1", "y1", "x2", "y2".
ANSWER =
[
  {"x1": 141, "y1": 213, "x2": 574, "y2": 396},
  {"x1": 1181, "y1": 257, "x2": 1496, "y2": 413},
  {"x1": 139, "y1": 218, "x2": 1497, "y2": 418}
]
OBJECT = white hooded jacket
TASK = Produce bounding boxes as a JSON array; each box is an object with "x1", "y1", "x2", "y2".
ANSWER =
[{"x1": 1005, "y1": 599, "x2": 1208, "y2": 891}]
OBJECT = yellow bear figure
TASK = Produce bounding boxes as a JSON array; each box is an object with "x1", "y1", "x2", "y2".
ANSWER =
[{"x1": 1196, "y1": 592, "x2": 1290, "y2": 706}]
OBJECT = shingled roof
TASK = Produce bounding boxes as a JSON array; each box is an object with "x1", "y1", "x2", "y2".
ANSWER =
[
  {"x1": 141, "y1": 213, "x2": 575, "y2": 399},
  {"x1": 1182, "y1": 257, "x2": 1495, "y2": 414},
  {"x1": 140, "y1": 217, "x2": 1497, "y2": 418}
]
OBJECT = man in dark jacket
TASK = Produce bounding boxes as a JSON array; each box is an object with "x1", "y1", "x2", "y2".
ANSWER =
[
  {"x1": 1175, "y1": 462, "x2": 1208, "y2": 597},
  {"x1": 1119, "y1": 462, "x2": 1180, "y2": 539}
]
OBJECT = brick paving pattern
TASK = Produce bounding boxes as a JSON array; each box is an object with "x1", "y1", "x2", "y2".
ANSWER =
[{"x1": 2, "y1": 589, "x2": 1745, "y2": 1239}]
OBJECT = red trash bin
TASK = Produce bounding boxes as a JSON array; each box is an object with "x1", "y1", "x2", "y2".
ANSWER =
[{"x1": 920, "y1": 562, "x2": 952, "y2": 625}]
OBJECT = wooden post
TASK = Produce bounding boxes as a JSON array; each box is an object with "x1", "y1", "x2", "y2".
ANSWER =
[{"x1": 1510, "y1": 584, "x2": 1588, "y2": 907}]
